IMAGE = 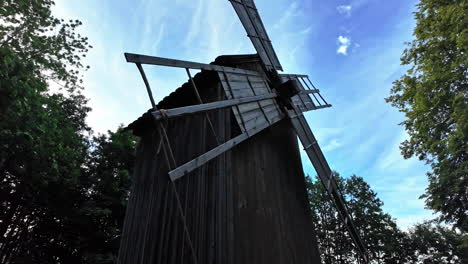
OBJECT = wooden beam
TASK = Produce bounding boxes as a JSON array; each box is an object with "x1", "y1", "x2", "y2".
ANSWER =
[
  {"x1": 313, "y1": 104, "x2": 332, "y2": 110},
  {"x1": 301, "y1": 89, "x2": 320, "y2": 94},
  {"x1": 168, "y1": 116, "x2": 283, "y2": 181},
  {"x1": 125, "y1": 53, "x2": 260, "y2": 76},
  {"x1": 287, "y1": 109, "x2": 368, "y2": 263},
  {"x1": 151, "y1": 93, "x2": 277, "y2": 121},
  {"x1": 279, "y1": 73, "x2": 308, "y2": 78}
]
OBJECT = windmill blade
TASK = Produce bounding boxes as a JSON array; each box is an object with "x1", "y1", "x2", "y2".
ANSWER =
[
  {"x1": 287, "y1": 109, "x2": 368, "y2": 263},
  {"x1": 280, "y1": 74, "x2": 332, "y2": 112},
  {"x1": 151, "y1": 93, "x2": 277, "y2": 121},
  {"x1": 217, "y1": 71, "x2": 284, "y2": 134},
  {"x1": 169, "y1": 71, "x2": 286, "y2": 180},
  {"x1": 229, "y1": 0, "x2": 283, "y2": 71},
  {"x1": 125, "y1": 51, "x2": 287, "y2": 181},
  {"x1": 125, "y1": 52, "x2": 259, "y2": 76}
]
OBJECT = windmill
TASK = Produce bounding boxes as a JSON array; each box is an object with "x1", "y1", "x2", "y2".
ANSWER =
[{"x1": 118, "y1": 0, "x2": 368, "y2": 263}]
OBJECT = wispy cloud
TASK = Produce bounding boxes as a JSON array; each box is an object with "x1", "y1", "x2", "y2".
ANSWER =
[
  {"x1": 151, "y1": 23, "x2": 166, "y2": 54},
  {"x1": 272, "y1": 1, "x2": 299, "y2": 30},
  {"x1": 184, "y1": 0, "x2": 205, "y2": 48},
  {"x1": 337, "y1": 5, "x2": 352, "y2": 17},
  {"x1": 322, "y1": 139, "x2": 343, "y2": 152},
  {"x1": 377, "y1": 130, "x2": 420, "y2": 170},
  {"x1": 337, "y1": 35, "x2": 351, "y2": 55},
  {"x1": 300, "y1": 26, "x2": 312, "y2": 35}
]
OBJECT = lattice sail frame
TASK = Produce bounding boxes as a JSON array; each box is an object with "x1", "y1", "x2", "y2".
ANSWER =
[{"x1": 124, "y1": 53, "x2": 325, "y2": 179}]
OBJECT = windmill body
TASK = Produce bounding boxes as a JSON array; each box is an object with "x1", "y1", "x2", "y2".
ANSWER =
[
  {"x1": 120, "y1": 55, "x2": 321, "y2": 263},
  {"x1": 118, "y1": 1, "x2": 368, "y2": 263}
]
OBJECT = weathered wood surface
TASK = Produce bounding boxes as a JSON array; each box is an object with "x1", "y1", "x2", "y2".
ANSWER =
[
  {"x1": 151, "y1": 93, "x2": 276, "y2": 121},
  {"x1": 169, "y1": 113, "x2": 283, "y2": 181},
  {"x1": 280, "y1": 74, "x2": 332, "y2": 112},
  {"x1": 119, "y1": 55, "x2": 322, "y2": 264},
  {"x1": 231, "y1": 119, "x2": 321, "y2": 263},
  {"x1": 229, "y1": 0, "x2": 283, "y2": 71},
  {"x1": 287, "y1": 109, "x2": 368, "y2": 261},
  {"x1": 119, "y1": 74, "x2": 232, "y2": 264},
  {"x1": 218, "y1": 71, "x2": 284, "y2": 133},
  {"x1": 125, "y1": 52, "x2": 260, "y2": 76}
]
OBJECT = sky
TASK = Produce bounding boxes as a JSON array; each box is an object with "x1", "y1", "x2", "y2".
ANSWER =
[{"x1": 52, "y1": 0, "x2": 433, "y2": 229}]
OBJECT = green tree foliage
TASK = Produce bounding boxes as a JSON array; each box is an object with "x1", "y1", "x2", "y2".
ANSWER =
[
  {"x1": 81, "y1": 129, "x2": 137, "y2": 263},
  {"x1": 307, "y1": 173, "x2": 467, "y2": 263},
  {"x1": 408, "y1": 221, "x2": 467, "y2": 263},
  {"x1": 0, "y1": 0, "x2": 137, "y2": 263},
  {"x1": 306, "y1": 174, "x2": 413, "y2": 263},
  {"x1": 386, "y1": 0, "x2": 468, "y2": 231},
  {"x1": 1, "y1": 0, "x2": 91, "y2": 90}
]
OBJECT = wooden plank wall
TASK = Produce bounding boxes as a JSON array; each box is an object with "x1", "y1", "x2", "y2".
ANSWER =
[
  {"x1": 231, "y1": 119, "x2": 321, "y2": 263},
  {"x1": 119, "y1": 56, "x2": 322, "y2": 264},
  {"x1": 118, "y1": 72, "x2": 234, "y2": 263}
]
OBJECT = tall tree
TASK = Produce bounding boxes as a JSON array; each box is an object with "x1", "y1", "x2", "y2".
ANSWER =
[
  {"x1": 1, "y1": 0, "x2": 91, "y2": 91},
  {"x1": 0, "y1": 0, "x2": 137, "y2": 262},
  {"x1": 0, "y1": 46, "x2": 91, "y2": 263},
  {"x1": 386, "y1": 0, "x2": 467, "y2": 231},
  {"x1": 407, "y1": 221, "x2": 466, "y2": 263},
  {"x1": 306, "y1": 174, "x2": 414, "y2": 263},
  {"x1": 81, "y1": 128, "x2": 137, "y2": 263}
]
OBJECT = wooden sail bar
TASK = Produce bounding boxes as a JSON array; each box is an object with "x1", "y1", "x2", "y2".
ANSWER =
[
  {"x1": 287, "y1": 109, "x2": 369, "y2": 263},
  {"x1": 229, "y1": 0, "x2": 283, "y2": 71},
  {"x1": 125, "y1": 53, "x2": 261, "y2": 76},
  {"x1": 151, "y1": 93, "x2": 277, "y2": 121},
  {"x1": 169, "y1": 115, "x2": 283, "y2": 181}
]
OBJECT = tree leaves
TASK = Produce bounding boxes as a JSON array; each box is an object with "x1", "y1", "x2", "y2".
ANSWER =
[
  {"x1": 0, "y1": 1, "x2": 137, "y2": 262},
  {"x1": 0, "y1": 0, "x2": 92, "y2": 91},
  {"x1": 386, "y1": 0, "x2": 468, "y2": 232},
  {"x1": 306, "y1": 173, "x2": 466, "y2": 263}
]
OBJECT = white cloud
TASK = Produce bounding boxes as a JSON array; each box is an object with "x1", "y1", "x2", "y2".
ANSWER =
[
  {"x1": 337, "y1": 35, "x2": 351, "y2": 55},
  {"x1": 336, "y1": 5, "x2": 352, "y2": 17},
  {"x1": 396, "y1": 212, "x2": 434, "y2": 230},
  {"x1": 322, "y1": 139, "x2": 343, "y2": 152}
]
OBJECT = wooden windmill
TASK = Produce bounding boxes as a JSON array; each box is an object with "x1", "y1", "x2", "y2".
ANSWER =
[{"x1": 118, "y1": 0, "x2": 368, "y2": 263}]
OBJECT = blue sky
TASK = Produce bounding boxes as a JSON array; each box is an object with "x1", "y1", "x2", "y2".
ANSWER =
[{"x1": 52, "y1": 0, "x2": 433, "y2": 229}]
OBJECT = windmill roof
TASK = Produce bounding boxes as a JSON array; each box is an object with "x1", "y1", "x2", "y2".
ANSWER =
[{"x1": 126, "y1": 54, "x2": 261, "y2": 135}]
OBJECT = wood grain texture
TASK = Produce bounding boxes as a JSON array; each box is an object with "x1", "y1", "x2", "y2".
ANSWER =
[
  {"x1": 218, "y1": 71, "x2": 284, "y2": 134},
  {"x1": 229, "y1": 0, "x2": 283, "y2": 71},
  {"x1": 119, "y1": 55, "x2": 322, "y2": 264}
]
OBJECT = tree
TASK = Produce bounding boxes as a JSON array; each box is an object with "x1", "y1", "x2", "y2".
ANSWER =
[
  {"x1": 386, "y1": 0, "x2": 467, "y2": 231},
  {"x1": 0, "y1": 0, "x2": 137, "y2": 262},
  {"x1": 306, "y1": 174, "x2": 414, "y2": 263},
  {"x1": 81, "y1": 128, "x2": 137, "y2": 263},
  {"x1": 1, "y1": 0, "x2": 91, "y2": 91},
  {"x1": 0, "y1": 47, "x2": 91, "y2": 263},
  {"x1": 407, "y1": 221, "x2": 466, "y2": 263}
]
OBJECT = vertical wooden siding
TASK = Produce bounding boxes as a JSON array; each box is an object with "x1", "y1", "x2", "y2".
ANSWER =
[{"x1": 118, "y1": 56, "x2": 322, "y2": 264}]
